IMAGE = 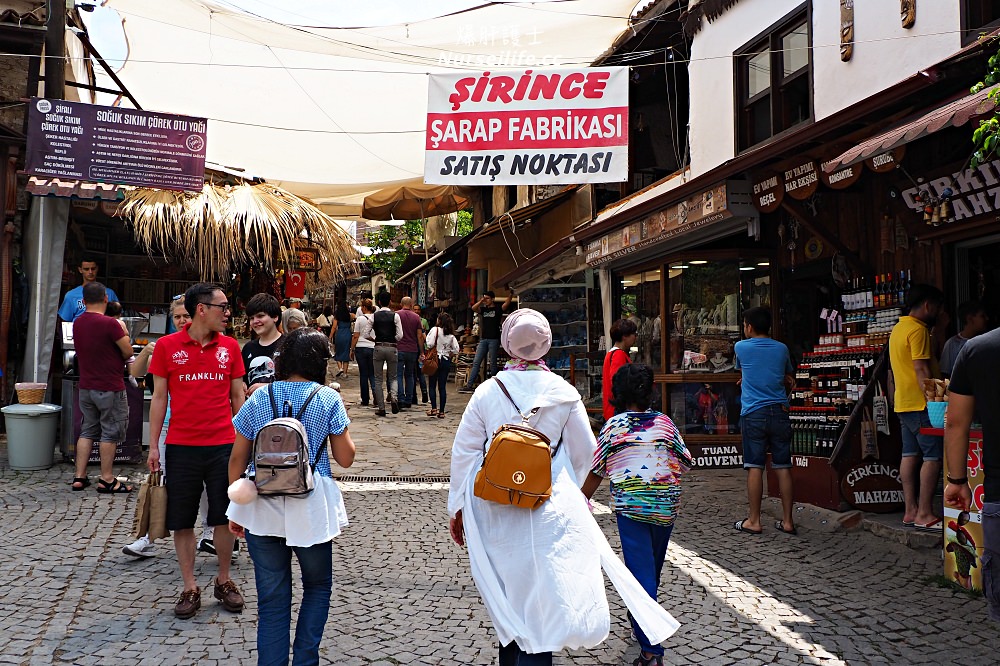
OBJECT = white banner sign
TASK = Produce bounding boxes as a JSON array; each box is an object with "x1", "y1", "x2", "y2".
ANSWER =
[{"x1": 424, "y1": 67, "x2": 628, "y2": 185}]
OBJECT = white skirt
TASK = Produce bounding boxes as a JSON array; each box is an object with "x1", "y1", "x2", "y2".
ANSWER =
[{"x1": 226, "y1": 476, "x2": 349, "y2": 548}]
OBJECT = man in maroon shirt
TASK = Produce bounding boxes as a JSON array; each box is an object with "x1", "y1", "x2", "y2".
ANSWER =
[
  {"x1": 70, "y1": 282, "x2": 135, "y2": 493},
  {"x1": 396, "y1": 296, "x2": 424, "y2": 409},
  {"x1": 148, "y1": 283, "x2": 246, "y2": 619}
]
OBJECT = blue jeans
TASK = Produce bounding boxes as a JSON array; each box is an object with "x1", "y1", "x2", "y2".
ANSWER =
[
  {"x1": 897, "y1": 410, "x2": 943, "y2": 460},
  {"x1": 740, "y1": 403, "x2": 792, "y2": 469},
  {"x1": 396, "y1": 351, "x2": 418, "y2": 406},
  {"x1": 429, "y1": 357, "x2": 452, "y2": 412},
  {"x1": 466, "y1": 338, "x2": 500, "y2": 387},
  {"x1": 246, "y1": 533, "x2": 333, "y2": 666},
  {"x1": 984, "y1": 502, "x2": 1000, "y2": 623},
  {"x1": 355, "y1": 347, "x2": 376, "y2": 405},
  {"x1": 616, "y1": 513, "x2": 673, "y2": 657}
]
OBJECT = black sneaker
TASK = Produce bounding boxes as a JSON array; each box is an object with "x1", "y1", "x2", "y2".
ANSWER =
[
  {"x1": 458, "y1": 386, "x2": 475, "y2": 394},
  {"x1": 390, "y1": 397, "x2": 400, "y2": 414},
  {"x1": 197, "y1": 538, "x2": 216, "y2": 555},
  {"x1": 231, "y1": 539, "x2": 240, "y2": 564}
]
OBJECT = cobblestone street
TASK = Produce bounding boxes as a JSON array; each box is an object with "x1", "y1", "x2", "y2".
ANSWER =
[{"x1": 0, "y1": 378, "x2": 997, "y2": 665}]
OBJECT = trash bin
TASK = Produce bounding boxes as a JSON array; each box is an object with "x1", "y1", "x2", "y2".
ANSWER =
[{"x1": 2, "y1": 403, "x2": 62, "y2": 470}]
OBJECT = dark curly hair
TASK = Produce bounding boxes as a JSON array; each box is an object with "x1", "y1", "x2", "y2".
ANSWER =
[
  {"x1": 274, "y1": 328, "x2": 332, "y2": 384},
  {"x1": 609, "y1": 363, "x2": 655, "y2": 414}
]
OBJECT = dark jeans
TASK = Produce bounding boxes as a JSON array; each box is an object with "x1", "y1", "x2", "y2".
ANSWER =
[
  {"x1": 466, "y1": 338, "x2": 500, "y2": 387},
  {"x1": 417, "y1": 364, "x2": 428, "y2": 399},
  {"x1": 397, "y1": 351, "x2": 419, "y2": 406},
  {"x1": 984, "y1": 501, "x2": 1000, "y2": 623},
  {"x1": 499, "y1": 642, "x2": 552, "y2": 666},
  {"x1": 740, "y1": 403, "x2": 792, "y2": 469},
  {"x1": 355, "y1": 347, "x2": 376, "y2": 405},
  {"x1": 617, "y1": 513, "x2": 673, "y2": 657},
  {"x1": 429, "y1": 357, "x2": 452, "y2": 412},
  {"x1": 246, "y1": 533, "x2": 333, "y2": 666}
]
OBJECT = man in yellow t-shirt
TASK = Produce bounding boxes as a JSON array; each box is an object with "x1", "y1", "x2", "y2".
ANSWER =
[{"x1": 889, "y1": 283, "x2": 945, "y2": 532}]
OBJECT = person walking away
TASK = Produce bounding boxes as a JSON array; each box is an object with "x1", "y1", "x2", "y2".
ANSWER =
[
  {"x1": 602, "y1": 318, "x2": 637, "y2": 421},
  {"x1": 733, "y1": 307, "x2": 796, "y2": 535},
  {"x1": 228, "y1": 328, "x2": 356, "y2": 666},
  {"x1": 70, "y1": 281, "x2": 135, "y2": 493},
  {"x1": 890, "y1": 283, "x2": 946, "y2": 531},
  {"x1": 58, "y1": 255, "x2": 120, "y2": 323},
  {"x1": 944, "y1": 327, "x2": 1000, "y2": 624},
  {"x1": 368, "y1": 291, "x2": 402, "y2": 416},
  {"x1": 122, "y1": 295, "x2": 190, "y2": 557},
  {"x1": 350, "y1": 298, "x2": 377, "y2": 408},
  {"x1": 425, "y1": 312, "x2": 459, "y2": 419},
  {"x1": 941, "y1": 301, "x2": 988, "y2": 378},
  {"x1": 583, "y1": 363, "x2": 692, "y2": 666},
  {"x1": 332, "y1": 302, "x2": 352, "y2": 377},
  {"x1": 459, "y1": 289, "x2": 514, "y2": 393},
  {"x1": 448, "y1": 309, "x2": 679, "y2": 664},
  {"x1": 315, "y1": 306, "x2": 333, "y2": 336},
  {"x1": 396, "y1": 297, "x2": 424, "y2": 409},
  {"x1": 243, "y1": 294, "x2": 284, "y2": 397},
  {"x1": 147, "y1": 283, "x2": 247, "y2": 618},
  {"x1": 413, "y1": 304, "x2": 431, "y2": 403}
]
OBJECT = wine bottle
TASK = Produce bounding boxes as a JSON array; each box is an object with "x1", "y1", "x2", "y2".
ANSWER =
[
  {"x1": 898, "y1": 270, "x2": 906, "y2": 307},
  {"x1": 865, "y1": 276, "x2": 874, "y2": 309}
]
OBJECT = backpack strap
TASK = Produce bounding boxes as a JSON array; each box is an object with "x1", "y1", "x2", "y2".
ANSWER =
[
  {"x1": 291, "y1": 384, "x2": 328, "y2": 470},
  {"x1": 494, "y1": 377, "x2": 539, "y2": 425},
  {"x1": 268, "y1": 383, "x2": 279, "y2": 419}
]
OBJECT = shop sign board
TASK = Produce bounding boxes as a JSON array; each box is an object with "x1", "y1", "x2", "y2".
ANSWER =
[
  {"x1": 944, "y1": 433, "x2": 986, "y2": 592},
  {"x1": 900, "y1": 157, "x2": 1000, "y2": 222},
  {"x1": 687, "y1": 442, "x2": 743, "y2": 470},
  {"x1": 586, "y1": 181, "x2": 747, "y2": 265},
  {"x1": 293, "y1": 246, "x2": 320, "y2": 272},
  {"x1": 819, "y1": 162, "x2": 862, "y2": 189},
  {"x1": 783, "y1": 160, "x2": 819, "y2": 200},
  {"x1": 751, "y1": 172, "x2": 784, "y2": 212},
  {"x1": 424, "y1": 68, "x2": 628, "y2": 185},
  {"x1": 839, "y1": 461, "x2": 904, "y2": 512},
  {"x1": 865, "y1": 146, "x2": 905, "y2": 173},
  {"x1": 25, "y1": 98, "x2": 207, "y2": 192}
]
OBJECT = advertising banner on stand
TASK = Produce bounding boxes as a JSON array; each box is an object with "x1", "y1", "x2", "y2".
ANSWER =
[
  {"x1": 25, "y1": 98, "x2": 207, "y2": 192},
  {"x1": 425, "y1": 68, "x2": 628, "y2": 185}
]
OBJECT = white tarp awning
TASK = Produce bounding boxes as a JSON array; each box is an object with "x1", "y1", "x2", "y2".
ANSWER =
[{"x1": 95, "y1": 1, "x2": 643, "y2": 215}]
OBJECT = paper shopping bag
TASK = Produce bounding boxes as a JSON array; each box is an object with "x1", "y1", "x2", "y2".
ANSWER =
[
  {"x1": 130, "y1": 474, "x2": 152, "y2": 540},
  {"x1": 147, "y1": 472, "x2": 170, "y2": 541}
]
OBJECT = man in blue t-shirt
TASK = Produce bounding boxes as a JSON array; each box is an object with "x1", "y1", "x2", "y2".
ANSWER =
[
  {"x1": 58, "y1": 256, "x2": 120, "y2": 322},
  {"x1": 733, "y1": 306, "x2": 795, "y2": 536}
]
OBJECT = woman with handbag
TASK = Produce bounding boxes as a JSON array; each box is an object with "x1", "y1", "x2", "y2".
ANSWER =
[
  {"x1": 350, "y1": 299, "x2": 378, "y2": 407},
  {"x1": 425, "y1": 313, "x2": 459, "y2": 418},
  {"x1": 448, "y1": 309, "x2": 679, "y2": 665},
  {"x1": 227, "y1": 328, "x2": 356, "y2": 666}
]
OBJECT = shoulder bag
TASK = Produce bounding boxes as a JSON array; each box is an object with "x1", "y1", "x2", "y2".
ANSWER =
[{"x1": 422, "y1": 327, "x2": 440, "y2": 376}]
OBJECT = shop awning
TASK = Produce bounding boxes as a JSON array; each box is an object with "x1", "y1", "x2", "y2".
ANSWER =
[
  {"x1": 395, "y1": 249, "x2": 446, "y2": 284},
  {"x1": 25, "y1": 176, "x2": 126, "y2": 200},
  {"x1": 824, "y1": 84, "x2": 1000, "y2": 172}
]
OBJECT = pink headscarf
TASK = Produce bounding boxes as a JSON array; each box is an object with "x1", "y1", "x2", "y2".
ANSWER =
[{"x1": 500, "y1": 308, "x2": 551, "y2": 362}]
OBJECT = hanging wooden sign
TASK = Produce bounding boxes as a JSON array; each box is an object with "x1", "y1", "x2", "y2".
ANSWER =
[
  {"x1": 293, "y1": 246, "x2": 320, "y2": 272},
  {"x1": 783, "y1": 160, "x2": 819, "y2": 200},
  {"x1": 901, "y1": 0, "x2": 915, "y2": 29},
  {"x1": 820, "y1": 162, "x2": 862, "y2": 189},
  {"x1": 752, "y1": 172, "x2": 784, "y2": 212},
  {"x1": 865, "y1": 146, "x2": 906, "y2": 173},
  {"x1": 840, "y1": 0, "x2": 854, "y2": 62}
]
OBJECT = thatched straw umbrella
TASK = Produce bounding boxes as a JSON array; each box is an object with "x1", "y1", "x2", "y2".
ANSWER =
[{"x1": 118, "y1": 182, "x2": 359, "y2": 285}]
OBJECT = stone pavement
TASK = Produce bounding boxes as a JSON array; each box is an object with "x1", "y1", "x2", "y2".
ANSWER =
[{"x1": 0, "y1": 369, "x2": 997, "y2": 665}]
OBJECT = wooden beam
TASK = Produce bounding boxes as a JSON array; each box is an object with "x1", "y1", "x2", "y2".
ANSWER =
[
  {"x1": 74, "y1": 32, "x2": 143, "y2": 110},
  {"x1": 779, "y1": 198, "x2": 872, "y2": 275}
]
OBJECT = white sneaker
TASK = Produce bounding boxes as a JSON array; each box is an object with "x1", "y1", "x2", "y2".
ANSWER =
[{"x1": 122, "y1": 535, "x2": 157, "y2": 559}]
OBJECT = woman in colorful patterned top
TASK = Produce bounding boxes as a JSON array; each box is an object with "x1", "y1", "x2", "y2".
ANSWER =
[{"x1": 583, "y1": 363, "x2": 692, "y2": 666}]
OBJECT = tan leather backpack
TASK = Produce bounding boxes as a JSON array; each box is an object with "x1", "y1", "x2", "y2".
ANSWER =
[{"x1": 473, "y1": 378, "x2": 560, "y2": 509}]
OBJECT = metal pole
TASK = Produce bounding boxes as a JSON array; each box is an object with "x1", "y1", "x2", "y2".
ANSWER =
[{"x1": 31, "y1": 198, "x2": 47, "y2": 381}]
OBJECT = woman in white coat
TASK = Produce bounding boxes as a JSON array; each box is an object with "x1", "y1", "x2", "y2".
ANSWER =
[{"x1": 448, "y1": 309, "x2": 679, "y2": 665}]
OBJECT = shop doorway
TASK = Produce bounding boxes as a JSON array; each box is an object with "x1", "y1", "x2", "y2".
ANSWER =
[{"x1": 954, "y1": 233, "x2": 1000, "y2": 328}]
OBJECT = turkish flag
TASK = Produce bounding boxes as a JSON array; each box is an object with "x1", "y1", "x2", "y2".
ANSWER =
[{"x1": 285, "y1": 270, "x2": 307, "y2": 299}]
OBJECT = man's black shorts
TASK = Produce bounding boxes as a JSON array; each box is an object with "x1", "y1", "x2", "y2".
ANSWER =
[{"x1": 164, "y1": 443, "x2": 233, "y2": 531}]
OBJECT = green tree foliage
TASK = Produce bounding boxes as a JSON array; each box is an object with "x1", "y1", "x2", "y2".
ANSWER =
[
  {"x1": 456, "y1": 209, "x2": 473, "y2": 237},
  {"x1": 971, "y1": 43, "x2": 1000, "y2": 168},
  {"x1": 365, "y1": 219, "x2": 424, "y2": 280}
]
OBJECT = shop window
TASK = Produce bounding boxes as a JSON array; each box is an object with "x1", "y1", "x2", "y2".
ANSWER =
[
  {"x1": 736, "y1": 9, "x2": 811, "y2": 151},
  {"x1": 963, "y1": 1, "x2": 1000, "y2": 44},
  {"x1": 620, "y1": 269, "x2": 663, "y2": 371},
  {"x1": 665, "y1": 382, "x2": 742, "y2": 436}
]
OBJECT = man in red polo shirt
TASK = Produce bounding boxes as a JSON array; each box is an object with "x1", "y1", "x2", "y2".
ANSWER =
[{"x1": 148, "y1": 283, "x2": 246, "y2": 619}]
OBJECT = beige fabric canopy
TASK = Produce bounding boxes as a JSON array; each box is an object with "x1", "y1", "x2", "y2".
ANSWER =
[
  {"x1": 362, "y1": 184, "x2": 474, "y2": 221},
  {"x1": 95, "y1": 1, "x2": 643, "y2": 213}
]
